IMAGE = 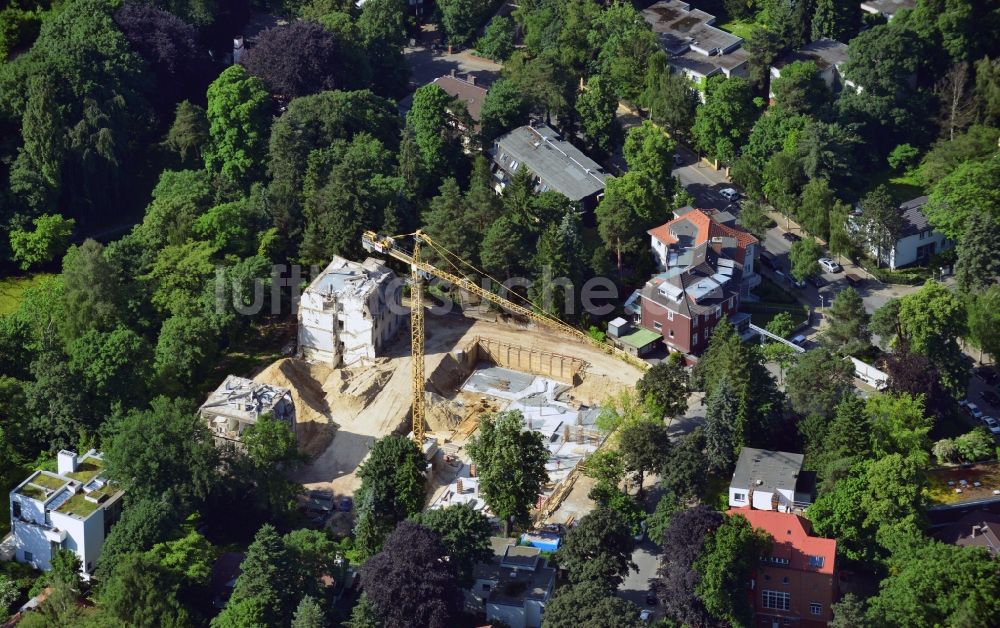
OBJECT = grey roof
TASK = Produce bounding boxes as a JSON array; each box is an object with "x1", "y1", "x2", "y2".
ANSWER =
[
  {"x1": 773, "y1": 39, "x2": 850, "y2": 71},
  {"x1": 472, "y1": 537, "x2": 555, "y2": 607},
  {"x1": 492, "y1": 124, "x2": 607, "y2": 202},
  {"x1": 642, "y1": 1, "x2": 741, "y2": 56},
  {"x1": 898, "y1": 195, "x2": 931, "y2": 238},
  {"x1": 642, "y1": 245, "x2": 741, "y2": 319},
  {"x1": 432, "y1": 75, "x2": 488, "y2": 123},
  {"x1": 860, "y1": 0, "x2": 916, "y2": 18},
  {"x1": 731, "y1": 448, "x2": 805, "y2": 493}
]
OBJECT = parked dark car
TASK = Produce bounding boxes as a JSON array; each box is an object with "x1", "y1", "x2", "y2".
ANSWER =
[
  {"x1": 338, "y1": 497, "x2": 353, "y2": 512},
  {"x1": 782, "y1": 232, "x2": 802, "y2": 242},
  {"x1": 975, "y1": 367, "x2": 999, "y2": 385},
  {"x1": 981, "y1": 390, "x2": 1000, "y2": 407},
  {"x1": 807, "y1": 275, "x2": 826, "y2": 288},
  {"x1": 845, "y1": 273, "x2": 864, "y2": 287}
]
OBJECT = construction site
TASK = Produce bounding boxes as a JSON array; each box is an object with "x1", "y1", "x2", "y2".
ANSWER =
[
  {"x1": 247, "y1": 231, "x2": 646, "y2": 530},
  {"x1": 254, "y1": 315, "x2": 642, "y2": 523}
]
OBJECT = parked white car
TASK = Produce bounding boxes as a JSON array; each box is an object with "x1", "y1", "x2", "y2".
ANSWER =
[
  {"x1": 818, "y1": 257, "x2": 842, "y2": 273},
  {"x1": 720, "y1": 188, "x2": 740, "y2": 202},
  {"x1": 983, "y1": 416, "x2": 1000, "y2": 434}
]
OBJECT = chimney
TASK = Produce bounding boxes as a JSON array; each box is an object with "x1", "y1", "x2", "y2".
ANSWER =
[
  {"x1": 57, "y1": 450, "x2": 78, "y2": 476},
  {"x1": 233, "y1": 37, "x2": 245, "y2": 65},
  {"x1": 450, "y1": 68, "x2": 456, "y2": 78},
  {"x1": 467, "y1": 74, "x2": 477, "y2": 86}
]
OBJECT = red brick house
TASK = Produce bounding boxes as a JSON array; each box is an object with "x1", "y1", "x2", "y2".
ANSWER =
[
  {"x1": 727, "y1": 507, "x2": 838, "y2": 628},
  {"x1": 632, "y1": 208, "x2": 758, "y2": 355}
]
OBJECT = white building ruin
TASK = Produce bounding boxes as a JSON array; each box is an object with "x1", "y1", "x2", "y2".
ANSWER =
[
  {"x1": 200, "y1": 375, "x2": 296, "y2": 446},
  {"x1": 298, "y1": 256, "x2": 404, "y2": 367}
]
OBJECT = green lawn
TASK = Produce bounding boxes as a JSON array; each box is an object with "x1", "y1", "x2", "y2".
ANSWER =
[
  {"x1": 867, "y1": 169, "x2": 926, "y2": 203},
  {"x1": 0, "y1": 273, "x2": 53, "y2": 316},
  {"x1": 716, "y1": 18, "x2": 759, "y2": 40}
]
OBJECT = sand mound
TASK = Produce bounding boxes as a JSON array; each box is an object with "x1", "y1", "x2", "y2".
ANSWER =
[{"x1": 425, "y1": 391, "x2": 462, "y2": 432}]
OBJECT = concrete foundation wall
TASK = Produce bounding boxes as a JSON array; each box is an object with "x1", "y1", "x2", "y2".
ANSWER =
[{"x1": 461, "y1": 337, "x2": 586, "y2": 385}]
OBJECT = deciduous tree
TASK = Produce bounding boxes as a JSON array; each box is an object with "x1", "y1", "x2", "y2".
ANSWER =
[
  {"x1": 9, "y1": 213, "x2": 75, "y2": 271},
  {"x1": 542, "y1": 581, "x2": 642, "y2": 628},
  {"x1": 204, "y1": 65, "x2": 271, "y2": 188},
  {"x1": 655, "y1": 505, "x2": 723, "y2": 626},
  {"x1": 772, "y1": 60, "x2": 830, "y2": 116},
  {"x1": 360, "y1": 521, "x2": 463, "y2": 628},
  {"x1": 956, "y1": 212, "x2": 1000, "y2": 293},
  {"x1": 692, "y1": 76, "x2": 758, "y2": 165},
  {"x1": 556, "y1": 508, "x2": 636, "y2": 591},
  {"x1": 618, "y1": 420, "x2": 671, "y2": 497},
  {"x1": 411, "y1": 504, "x2": 493, "y2": 587},
  {"x1": 635, "y1": 353, "x2": 688, "y2": 418},
  {"x1": 789, "y1": 237, "x2": 823, "y2": 282},
  {"x1": 467, "y1": 411, "x2": 549, "y2": 535},
  {"x1": 243, "y1": 21, "x2": 344, "y2": 98},
  {"x1": 822, "y1": 287, "x2": 870, "y2": 355},
  {"x1": 926, "y1": 154, "x2": 1000, "y2": 241},
  {"x1": 785, "y1": 348, "x2": 854, "y2": 419},
  {"x1": 694, "y1": 514, "x2": 772, "y2": 626},
  {"x1": 354, "y1": 434, "x2": 426, "y2": 557},
  {"x1": 660, "y1": 428, "x2": 708, "y2": 500}
]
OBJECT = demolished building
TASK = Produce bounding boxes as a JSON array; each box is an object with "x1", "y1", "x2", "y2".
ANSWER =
[
  {"x1": 200, "y1": 375, "x2": 296, "y2": 446},
  {"x1": 298, "y1": 256, "x2": 404, "y2": 367}
]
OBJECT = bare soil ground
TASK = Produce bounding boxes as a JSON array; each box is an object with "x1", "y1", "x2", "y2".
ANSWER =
[{"x1": 255, "y1": 313, "x2": 644, "y2": 502}]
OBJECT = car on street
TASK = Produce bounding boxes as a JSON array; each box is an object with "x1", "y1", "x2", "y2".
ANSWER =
[
  {"x1": 965, "y1": 402, "x2": 984, "y2": 420},
  {"x1": 782, "y1": 232, "x2": 802, "y2": 242},
  {"x1": 808, "y1": 275, "x2": 826, "y2": 288},
  {"x1": 975, "y1": 367, "x2": 999, "y2": 385},
  {"x1": 981, "y1": 390, "x2": 1000, "y2": 407},
  {"x1": 818, "y1": 257, "x2": 842, "y2": 273},
  {"x1": 673, "y1": 153, "x2": 684, "y2": 166},
  {"x1": 791, "y1": 334, "x2": 807, "y2": 346},
  {"x1": 720, "y1": 188, "x2": 740, "y2": 202},
  {"x1": 983, "y1": 416, "x2": 1000, "y2": 435},
  {"x1": 640, "y1": 609, "x2": 653, "y2": 623}
]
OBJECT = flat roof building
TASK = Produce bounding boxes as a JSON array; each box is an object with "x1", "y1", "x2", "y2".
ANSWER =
[
  {"x1": 861, "y1": 0, "x2": 916, "y2": 20},
  {"x1": 770, "y1": 39, "x2": 852, "y2": 98},
  {"x1": 200, "y1": 375, "x2": 295, "y2": 446},
  {"x1": 298, "y1": 256, "x2": 404, "y2": 367},
  {"x1": 491, "y1": 123, "x2": 607, "y2": 210},
  {"x1": 470, "y1": 537, "x2": 556, "y2": 628},
  {"x1": 642, "y1": 0, "x2": 749, "y2": 85},
  {"x1": 9, "y1": 450, "x2": 124, "y2": 578}
]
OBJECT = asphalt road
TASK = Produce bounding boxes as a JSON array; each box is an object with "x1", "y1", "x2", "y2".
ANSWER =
[{"x1": 670, "y1": 145, "x2": 734, "y2": 210}]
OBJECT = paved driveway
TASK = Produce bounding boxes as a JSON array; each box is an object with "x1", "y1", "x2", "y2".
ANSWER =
[
  {"x1": 403, "y1": 46, "x2": 503, "y2": 90},
  {"x1": 670, "y1": 145, "x2": 735, "y2": 210}
]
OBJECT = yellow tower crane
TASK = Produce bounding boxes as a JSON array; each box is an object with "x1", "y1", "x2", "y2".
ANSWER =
[{"x1": 362, "y1": 229, "x2": 649, "y2": 447}]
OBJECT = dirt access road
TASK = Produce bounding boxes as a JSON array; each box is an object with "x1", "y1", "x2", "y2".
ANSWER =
[{"x1": 255, "y1": 313, "x2": 644, "y2": 502}]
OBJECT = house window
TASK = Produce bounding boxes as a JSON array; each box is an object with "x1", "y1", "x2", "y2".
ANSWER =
[
  {"x1": 919, "y1": 230, "x2": 926, "y2": 240},
  {"x1": 715, "y1": 306, "x2": 722, "y2": 318},
  {"x1": 762, "y1": 590, "x2": 790, "y2": 610},
  {"x1": 510, "y1": 160, "x2": 519, "y2": 171},
  {"x1": 23, "y1": 551, "x2": 33, "y2": 563},
  {"x1": 782, "y1": 576, "x2": 789, "y2": 584},
  {"x1": 807, "y1": 555, "x2": 825, "y2": 568},
  {"x1": 810, "y1": 603, "x2": 822, "y2": 616},
  {"x1": 667, "y1": 310, "x2": 674, "y2": 321},
  {"x1": 668, "y1": 329, "x2": 675, "y2": 338},
  {"x1": 766, "y1": 556, "x2": 789, "y2": 565},
  {"x1": 653, "y1": 321, "x2": 662, "y2": 331},
  {"x1": 733, "y1": 492, "x2": 746, "y2": 502},
  {"x1": 12, "y1": 501, "x2": 20, "y2": 518}
]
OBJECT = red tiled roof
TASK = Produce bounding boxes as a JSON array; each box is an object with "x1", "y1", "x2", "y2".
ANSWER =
[
  {"x1": 647, "y1": 209, "x2": 757, "y2": 264},
  {"x1": 727, "y1": 507, "x2": 836, "y2": 575}
]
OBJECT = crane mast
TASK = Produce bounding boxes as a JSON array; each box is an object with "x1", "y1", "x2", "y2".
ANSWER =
[{"x1": 362, "y1": 229, "x2": 648, "y2": 446}]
